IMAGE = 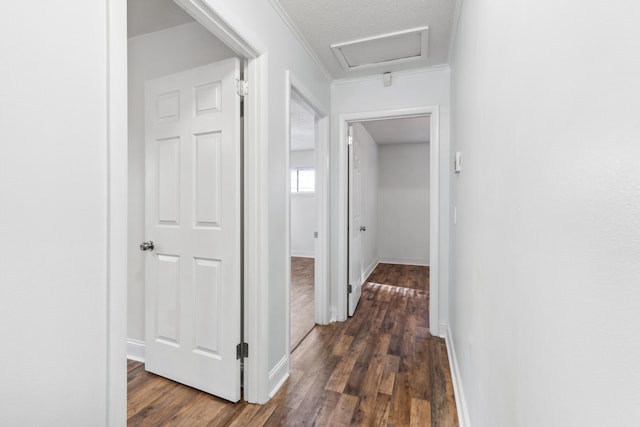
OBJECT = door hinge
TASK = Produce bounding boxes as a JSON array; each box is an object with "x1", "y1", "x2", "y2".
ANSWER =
[
  {"x1": 236, "y1": 342, "x2": 248, "y2": 359},
  {"x1": 236, "y1": 79, "x2": 248, "y2": 97},
  {"x1": 348, "y1": 284, "x2": 353, "y2": 293}
]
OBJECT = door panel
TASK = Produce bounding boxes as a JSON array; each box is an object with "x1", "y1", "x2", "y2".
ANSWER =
[
  {"x1": 144, "y1": 58, "x2": 241, "y2": 402},
  {"x1": 157, "y1": 137, "x2": 181, "y2": 224},
  {"x1": 194, "y1": 132, "x2": 222, "y2": 226}
]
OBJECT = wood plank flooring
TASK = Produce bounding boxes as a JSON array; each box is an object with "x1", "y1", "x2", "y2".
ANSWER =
[
  {"x1": 291, "y1": 257, "x2": 315, "y2": 350},
  {"x1": 366, "y1": 263, "x2": 430, "y2": 293},
  {"x1": 128, "y1": 263, "x2": 458, "y2": 426}
]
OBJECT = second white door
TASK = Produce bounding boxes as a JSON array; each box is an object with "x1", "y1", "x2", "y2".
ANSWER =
[{"x1": 143, "y1": 58, "x2": 242, "y2": 402}]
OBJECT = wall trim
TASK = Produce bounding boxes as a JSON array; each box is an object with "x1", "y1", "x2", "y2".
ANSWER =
[
  {"x1": 268, "y1": 0, "x2": 333, "y2": 82},
  {"x1": 443, "y1": 323, "x2": 471, "y2": 427},
  {"x1": 332, "y1": 64, "x2": 450, "y2": 86},
  {"x1": 127, "y1": 339, "x2": 146, "y2": 363},
  {"x1": 175, "y1": 0, "x2": 261, "y2": 58},
  {"x1": 438, "y1": 321, "x2": 447, "y2": 338},
  {"x1": 363, "y1": 259, "x2": 379, "y2": 284},
  {"x1": 106, "y1": 0, "x2": 128, "y2": 424},
  {"x1": 330, "y1": 307, "x2": 338, "y2": 322},
  {"x1": 268, "y1": 354, "x2": 290, "y2": 398},
  {"x1": 244, "y1": 53, "x2": 271, "y2": 404},
  {"x1": 291, "y1": 251, "x2": 315, "y2": 258},
  {"x1": 379, "y1": 258, "x2": 429, "y2": 267}
]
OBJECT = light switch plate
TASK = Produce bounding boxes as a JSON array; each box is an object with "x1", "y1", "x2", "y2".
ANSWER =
[{"x1": 454, "y1": 152, "x2": 462, "y2": 173}]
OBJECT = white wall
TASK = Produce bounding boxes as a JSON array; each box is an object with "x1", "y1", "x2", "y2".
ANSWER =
[
  {"x1": 290, "y1": 150, "x2": 316, "y2": 257},
  {"x1": 351, "y1": 123, "x2": 379, "y2": 277},
  {"x1": 127, "y1": 22, "x2": 235, "y2": 346},
  {"x1": 378, "y1": 143, "x2": 429, "y2": 265},
  {"x1": 0, "y1": 0, "x2": 328, "y2": 418},
  {"x1": 450, "y1": 0, "x2": 640, "y2": 426},
  {"x1": 331, "y1": 68, "x2": 450, "y2": 326},
  {"x1": 0, "y1": 2, "x2": 112, "y2": 425}
]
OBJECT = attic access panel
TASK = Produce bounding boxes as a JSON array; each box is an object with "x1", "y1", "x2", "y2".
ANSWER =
[{"x1": 331, "y1": 26, "x2": 429, "y2": 72}]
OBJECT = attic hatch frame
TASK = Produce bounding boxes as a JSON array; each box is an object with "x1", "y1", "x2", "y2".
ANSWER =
[
  {"x1": 107, "y1": 0, "x2": 268, "y2": 423},
  {"x1": 331, "y1": 26, "x2": 429, "y2": 73}
]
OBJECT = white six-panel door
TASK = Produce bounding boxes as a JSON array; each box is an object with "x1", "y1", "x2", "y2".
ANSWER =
[
  {"x1": 348, "y1": 125, "x2": 364, "y2": 316},
  {"x1": 143, "y1": 58, "x2": 241, "y2": 402}
]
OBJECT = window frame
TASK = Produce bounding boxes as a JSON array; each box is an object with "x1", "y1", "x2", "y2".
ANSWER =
[{"x1": 290, "y1": 167, "x2": 316, "y2": 194}]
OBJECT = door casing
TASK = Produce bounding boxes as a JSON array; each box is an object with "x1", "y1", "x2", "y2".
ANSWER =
[{"x1": 337, "y1": 106, "x2": 441, "y2": 333}]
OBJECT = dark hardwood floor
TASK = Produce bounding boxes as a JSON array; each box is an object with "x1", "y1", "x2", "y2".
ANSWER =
[
  {"x1": 128, "y1": 262, "x2": 458, "y2": 426},
  {"x1": 366, "y1": 263, "x2": 430, "y2": 293},
  {"x1": 291, "y1": 256, "x2": 315, "y2": 350}
]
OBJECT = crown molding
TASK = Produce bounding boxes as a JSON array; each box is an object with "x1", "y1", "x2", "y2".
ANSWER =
[
  {"x1": 268, "y1": 0, "x2": 334, "y2": 82},
  {"x1": 332, "y1": 64, "x2": 450, "y2": 86}
]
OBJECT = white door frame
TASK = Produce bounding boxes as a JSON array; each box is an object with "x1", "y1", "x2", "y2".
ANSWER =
[
  {"x1": 336, "y1": 106, "x2": 440, "y2": 332},
  {"x1": 285, "y1": 72, "x2": 331, "y2": 350},
  {"x1": 107, "y1": 0, "x2": 269, "y2": 421}
]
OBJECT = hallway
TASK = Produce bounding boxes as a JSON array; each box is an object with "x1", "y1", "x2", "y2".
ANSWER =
[{"x1": 127, "y1": 263, "x2": 458, "y2": 426}]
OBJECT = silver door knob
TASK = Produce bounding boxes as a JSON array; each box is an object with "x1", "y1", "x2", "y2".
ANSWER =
[
  {"x1": 360, "y1": 226, "x2": 367, "y2": 232},
  {"x1": 140, "y1": 241, "x2": 154, "y2": 251}
]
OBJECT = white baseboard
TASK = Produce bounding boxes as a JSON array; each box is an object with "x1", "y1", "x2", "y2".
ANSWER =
[
  {"x1": 438, "y1": 321, "x2": 447, "y2": 338},
  {"x1": 127, "y1": 338, "x2": 146, "y2": 363},
  {"x1": 362, "y1": 259, "x2": 379, "y2": 283},
  {"x1": 268, "y1": 354, "x2": 290, "y2": 398},
  {"x1": 443, "y1": 323, "x2": 471, "y2": 427},
  {"x1": 290, "y1": 250, "x2": 315, "y2": 258},
  {"x1": 378, "y1": 257, "x2": 429, "y2": 266}
]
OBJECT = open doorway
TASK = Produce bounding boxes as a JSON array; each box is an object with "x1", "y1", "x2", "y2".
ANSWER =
[
  {"x1": 126, "y1": 0, "x2": 253, "y2": 407},
  {"x1": 289, "y1": 92, "x2": 317, "y2": 350},
  {"x1": 285, "y1": 74, "x2": 331, "y2": 356},
  {"x1": 337, "y1": 106, "x2": 440, "y2": 329},
  {"x1": 347, "y1": 116, "x2": 431, "y2": 315},
  {"x1": 126, "y1": 0, "x2": 239, "y2": 362}
]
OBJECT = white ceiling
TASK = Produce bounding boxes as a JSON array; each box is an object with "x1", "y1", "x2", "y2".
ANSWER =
[
  {"x1": 128, "y1": 0, "x2": 194, "y2": 38},
  {"x1": 290, "y1": 94, "x2": 316, "y2": 151},
  {"x1": 129, "y1": 0, "x2": 457, "y2": 77},
  {"x1": 362, "y1": 116, "x2": 430, "y2": 145},
  {"x1": 276, "y1": 0, "x2": 457, "y2": 79}
]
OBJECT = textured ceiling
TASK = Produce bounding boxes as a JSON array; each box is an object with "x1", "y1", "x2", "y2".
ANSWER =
[
  {"x1": 362, "y1": 116, "x2": 430, "y2": 145},
  {"x1": 128, "y1": 0, "x2": 194, "y2": 38},
  {"x1": 276, "y1": 0, "x2": 456, "y2": 79},
  {"x1": 290, "y1": 95, "x2": 316, "y2": 151}
]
